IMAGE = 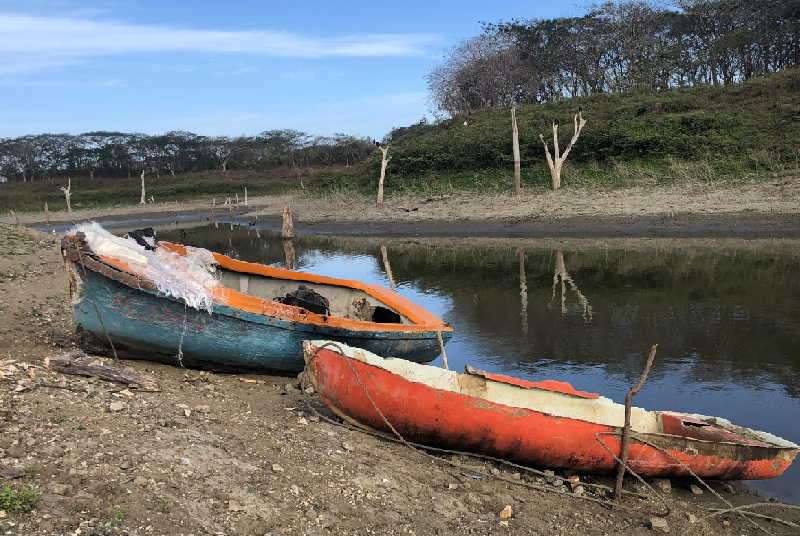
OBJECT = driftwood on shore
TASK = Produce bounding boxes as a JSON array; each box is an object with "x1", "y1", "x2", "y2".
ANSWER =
[{"x1": 46, "y1": 351, "x2": 161, "y2": 391}]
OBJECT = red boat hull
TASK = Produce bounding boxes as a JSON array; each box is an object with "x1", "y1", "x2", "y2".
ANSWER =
[{"x1": 304, "y1": 343, "x2": 797, "y2": 480}]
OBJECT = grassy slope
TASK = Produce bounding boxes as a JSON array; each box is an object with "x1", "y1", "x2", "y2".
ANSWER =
[
  {"x1": 316, "y1": 69, "x2": 800, "y2": 195},
  {"x1": 0, "y1": 169, "x2": 309, "y2": 214},
  {"x1": 4, "y1": 70, "x2": 799, "y2": 214}
]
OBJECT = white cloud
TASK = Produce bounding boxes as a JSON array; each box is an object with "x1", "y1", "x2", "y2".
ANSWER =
[{"x1": 0, "y1": 14, "x2": 440, "y2": 73}]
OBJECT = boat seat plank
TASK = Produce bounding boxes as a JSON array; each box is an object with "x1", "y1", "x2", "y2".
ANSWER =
[{"x1": 465, "y1": 366, "x2": 600, "y2": 399}]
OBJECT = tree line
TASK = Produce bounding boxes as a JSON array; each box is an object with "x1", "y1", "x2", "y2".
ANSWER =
[
  {"x1": 427, "y1": 0, "x2": 800, "y2": 116},
  {"x1": 0, "y1": 129, "x2": 377, "y2": 182}
]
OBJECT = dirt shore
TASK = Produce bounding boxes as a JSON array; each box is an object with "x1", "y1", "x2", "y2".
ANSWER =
[
  {"x1": 1, "y1": 224, "x2": 799, "y2": 536},
  {"x1": 6, "y1": 180, "x2": 800, "y2": 237}
]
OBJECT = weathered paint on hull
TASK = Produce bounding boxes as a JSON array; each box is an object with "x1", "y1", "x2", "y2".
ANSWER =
[
  {"x1": 305, "y1": 345, "x2": 797, "y2": 480},
  {"x1": 74, "y1": 268, "x2": 448, "y2": 373}
]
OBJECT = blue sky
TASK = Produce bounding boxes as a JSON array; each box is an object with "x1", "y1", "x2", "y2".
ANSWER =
[{"x1": 1, "y1": 1, "x2": 583, "y2": 139}]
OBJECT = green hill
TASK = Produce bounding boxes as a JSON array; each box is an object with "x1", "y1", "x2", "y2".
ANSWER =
[{"x1": 322, "y1": 69, "x2": 800, "y2": 194}]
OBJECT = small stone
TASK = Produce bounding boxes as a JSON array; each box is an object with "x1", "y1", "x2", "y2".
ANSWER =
[
  {"x1": 543, "y1": 469, "x2": 555, "y2": 478},
  {"x1": 304, "y1": 507, "x2": 318, "y2": 519},
  {"x1": 272, "y1": 463, "x2": 285, "y2": 473},
  {"x1": 652, "y1": 479, "x2": 672, "y2": 493},
  {"x1": 119, "y1": 389, "x2": 134, "y2": 398},
  {"x1": 448, "y1": 484, "x2": 458, "y2": 490},
  {"x1": 289, "y1": 485, "x2": 300, "y2": 495},
  {"x1": 228, "y1": 501, "x2": 244, "y2": 512},
  {"x1": 689, "y1": 484, "x2": 703, "y2": 495},
  {"x1": 573, "y1": 485, "x2": 585, "y2": 496},
  {"x1": 283, "y1": 383, "x2": 297, "y2": 393},
  {"x1": 49, "y1": 483, "x2": 72, "y2": 495},
  {"x1": 297, "y1": 417, "x2": 308, "y2": 425},
  {"x1": 133, "y1": 476, "x2": 148, "y2": 487},
  {"x1": 510, "y1": 472, "x2": 521, "y2": 480},
  {"x1": 183, "y1": 408, "x2": 192, "y2": 418},
  {"x1": 109, "y1": 401, "x2": 125, "y2": 412},
  {"x1": 341, "y1": 442, "x2": 354, "y2": 452},
  {"x1": 499, "y1": 505, "x2": 513, "y2": 519},
  {"x1": 649, "y1": 517, "x2": 669, "y2": 533},
  {"x1": 686, "y1": 513, "x2": 698, "y2": 524},
  {"x1": 722, "y1": 519, "x2": 730, "y2": 527},
  {"x1": 499, "y1": 520, "x2": 509, "y2": 527},
  {"x1": 0, "y1": 510, "x2": 7, "y2": 519},
  {"x1": 303, "y1": 386, "x2": 315, "y2": 394},
  {"x1": 490, "y1": 467, "x2": 501, "y2": 476},
  {"x1": 194, "y1": 405, "x2": 210, "y2": 413}
]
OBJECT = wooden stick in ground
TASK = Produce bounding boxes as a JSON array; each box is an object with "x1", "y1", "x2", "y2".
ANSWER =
[
  {"x1": 44, "y1": 202, "x2": 49, "y2": 223},
  {"x1": 281, "y1": 206, "x2": 295, "y2": 238},
  {"x1": 59, "y1": 178, "x2": 72, "y2": 213},
  {"x1": 381, "y1": 245, "x2": 396, "y2": 290},
  {"x1": 46, "y1": 351, "x2": 160, "y2": 391},
  {"x1": 436, "y1": 331, "x2": 449, "y2": 370},
  {"x1": 10, "y1": 209, "x2": 20, "y2": 226},
  {"x1": 376, "y1": 145, "x2": 390, "y2": 205},
  {"x1": 511, "y1": 105, "x2": 522, "y2": 197},
  {"x1": 615, "y1": 344, "x2": 657, "y2": 502}
]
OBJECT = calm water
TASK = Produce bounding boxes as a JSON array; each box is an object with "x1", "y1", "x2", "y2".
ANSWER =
[{"x1": 159, "y1": 225, "x2": 800, "y2": 502}]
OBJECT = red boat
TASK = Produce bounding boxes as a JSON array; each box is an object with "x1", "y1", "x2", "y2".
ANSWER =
[{"x1": 303, "y1": 341, "x2": 798, "y2": 480}]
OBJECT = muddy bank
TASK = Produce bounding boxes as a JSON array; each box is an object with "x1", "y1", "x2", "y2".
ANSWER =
[
  {"x1": 30, "y1": 209, "x2": 800, "y2": 239},
  {"x1": 9, "y1": 180, "x2": 800, "y2": 238},
  {"x1": 1, "y1": 224, "x2": 799, "y2": 535}
]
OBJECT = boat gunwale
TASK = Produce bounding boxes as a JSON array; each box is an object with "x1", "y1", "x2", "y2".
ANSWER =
[{"x1": 62, "y1": 233, "x2": 453, "y2": 336}]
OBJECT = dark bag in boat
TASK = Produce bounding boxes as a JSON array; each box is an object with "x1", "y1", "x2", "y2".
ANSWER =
[
  {"x1": 275, "y1": 285, "x2": 330, "y2": 315},
  {"x1": 125, "y1": 228, "x2": 156, "y2": 251}
]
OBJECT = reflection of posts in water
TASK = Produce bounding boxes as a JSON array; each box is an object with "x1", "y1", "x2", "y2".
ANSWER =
[
  {"x1": 551, "y1": 249, "x2": 593, "y2": 322},
  {"x1": 381, "y1": 245, "x2": 396, "y2": 290},
  {"x1": 281, "y1": 206, "x2": 295, "y2": 239},
  {"x1": 518, "y1": 248, "x2": 528, "y2": 336},
  {"x1": 283, "y1": 239, "x2": 297, "y2": 270}
]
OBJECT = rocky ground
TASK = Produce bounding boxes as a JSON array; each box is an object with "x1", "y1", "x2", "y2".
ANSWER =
[{"x1": 0, "y1": 223, "x2": 798, "y2": 536}]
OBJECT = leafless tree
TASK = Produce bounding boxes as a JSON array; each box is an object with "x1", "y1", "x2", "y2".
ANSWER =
[
  {"x1": 376, "y1": 145, "x2": 391, "y2": 206},
  {"x1": 59, "y1": 178, "x2": 72, "y2": 213},
  {"x1": 539, "y1": 111, "x2": 587, "y2": 190}
]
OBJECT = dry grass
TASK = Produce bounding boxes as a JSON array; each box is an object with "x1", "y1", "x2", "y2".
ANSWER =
[{"x1": 2, "y1": 176, "x2": 798, "y2": 227}]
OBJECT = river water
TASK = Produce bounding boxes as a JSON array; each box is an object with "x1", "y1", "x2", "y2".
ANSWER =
[{"x1": 158, "y1": 224, "x2": 800, "y2": 503}]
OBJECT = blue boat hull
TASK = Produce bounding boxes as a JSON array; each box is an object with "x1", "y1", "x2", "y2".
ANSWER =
[{"x1": 73, "y1": 267, "x2": 449, "y2": 373}]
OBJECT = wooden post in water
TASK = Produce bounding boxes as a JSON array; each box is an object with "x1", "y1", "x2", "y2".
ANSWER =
[
  {"x1": 244, "y1": 187, "x2": 248, "y2": 206},
  {"x1": 511, "y1": 105, "x2": 522, "y2": 197},
  {"x1": 235, "y1": 192, "x2": 239, "y2": 205},
  {"x1": 281, "y1": 206, "x2": 294, "y2": 239},
  {"x1": 614, "y1": 344, "x2": 658, "y2": 502},
  {"x1": 381, "y1": 246, "x2": 396, "y2": 290}
]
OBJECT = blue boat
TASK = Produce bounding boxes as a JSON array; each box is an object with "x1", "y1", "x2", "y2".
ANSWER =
[{"x1": 61, "y1": 229, "x2": 452, "y2": 373}]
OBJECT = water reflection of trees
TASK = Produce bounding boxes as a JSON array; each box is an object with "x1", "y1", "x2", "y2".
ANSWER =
[{"x1": 158, "y1": 226, "x2": 800, "y2": 398}]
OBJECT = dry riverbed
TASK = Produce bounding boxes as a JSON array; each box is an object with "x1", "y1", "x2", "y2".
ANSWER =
[
  {"x1": 4, "y1": 179, "x2": 800, "y2": 238},
  {"x1": 0, "y1": 224, "x2": 798, "y2": 536}
]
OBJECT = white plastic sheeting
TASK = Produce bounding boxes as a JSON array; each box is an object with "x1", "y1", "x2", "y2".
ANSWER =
[{"x1": 71, "y1": 222, "x2": 220, "y2": 312}]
